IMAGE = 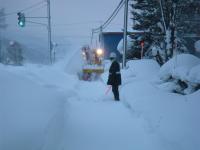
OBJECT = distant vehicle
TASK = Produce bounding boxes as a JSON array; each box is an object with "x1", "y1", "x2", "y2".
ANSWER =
[{"x1": 80, "y1": 45, "x2": 104, "y2": 81}]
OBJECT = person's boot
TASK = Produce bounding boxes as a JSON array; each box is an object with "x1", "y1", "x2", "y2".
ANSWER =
[{"x1": 115, "y1": 96, "x2": 120, "y2": 101}]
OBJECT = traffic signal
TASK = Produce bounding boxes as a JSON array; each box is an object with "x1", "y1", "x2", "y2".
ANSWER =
[{"x1": 17, "y1": 12, "x2": 25, "y2": 27}]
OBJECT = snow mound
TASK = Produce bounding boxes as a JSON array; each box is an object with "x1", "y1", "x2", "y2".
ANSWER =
[
  {"x1": 125, "y1": 59, "x2": 160, "y2": 79},
  {"x1": 187, "y1": 64, "x2": 200, "y2": 84},
  {"x1": 194, "y1": 40, "x2": 200, "y2": 52},
  {"x1": 121, "y1": 78, "x2": 200, "y2": 150},
  {"x1": 0, "y1": 68, "x2": 65, "y2": 150},
  {"x1": 101, "y1": 59, "x2": 160, "y2": 85},
  {"x1": 159, "y1": 54, "x2": 200, "y2": 81},
  {"x1": 158, "y1": 54, "x2": 200, "y2": 94}
]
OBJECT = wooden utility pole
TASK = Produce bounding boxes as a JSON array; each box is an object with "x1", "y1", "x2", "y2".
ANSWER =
[
  {"x1": 122, "y1": 0, "x2": 128, "y2": 68},
  {"x1": 47, "y1": 0, "x2": 52, "y2": 64}
]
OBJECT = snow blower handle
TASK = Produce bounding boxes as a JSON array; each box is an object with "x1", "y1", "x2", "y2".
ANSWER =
[{"x1": 105, "y1": 85, "x2": 112, "y2": 95}]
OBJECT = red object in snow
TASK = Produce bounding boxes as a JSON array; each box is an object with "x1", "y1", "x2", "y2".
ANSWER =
[
  {"x1": 105, "y1": 85, "x2": 112, "y2": 95},
  {"x1": 140, "y1": 41, "x2": 144, "y2": 47}
]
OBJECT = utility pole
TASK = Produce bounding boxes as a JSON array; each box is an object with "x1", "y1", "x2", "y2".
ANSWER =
[
  {"x1": 99, "y1": 26, "x2": 103, "y2": 49},
  {"x1": 0, "y1": 24, "x2": 1, "y2": 63},
  {"x1": 122, "y1": 0, "x2": 128, "y2": 69},
  {"x1": 47, "y1": 0, "x2": 52, "y2": 64},
  {"x1": 91, "y1": 30, "x2": 94, "y2": 48}
]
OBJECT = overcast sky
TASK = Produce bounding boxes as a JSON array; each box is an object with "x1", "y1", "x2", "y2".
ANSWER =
[{"x1": 1, "y1": 0, "x2": 131, "y2": 52}]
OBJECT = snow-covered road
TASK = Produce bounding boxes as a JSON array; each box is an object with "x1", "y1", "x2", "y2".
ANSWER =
[{"x1": 1, "y1": 58, "x2": 200, "y2": 150}]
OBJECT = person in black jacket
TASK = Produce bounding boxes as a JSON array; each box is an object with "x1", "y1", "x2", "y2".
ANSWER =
[{"x1": 107, "y1": 52, "x2": 121, "y2": 101}]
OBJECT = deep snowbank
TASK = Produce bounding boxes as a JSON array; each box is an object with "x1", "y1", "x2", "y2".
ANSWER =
[
  {"x1": 125, "y1": 59, "x2": 160, "y2": 78},
  {"x1": 159, "y1": 54, "x2": 200, "y2": 81},
  {"x1": 0, "y1": 66, "x2": 68, "y2": 150},
  {"x1": 158, "y1": 54, "x2": 200, "y2": 94},
  {"x1": 120, "y1": 58, "x2": 200, "y2": 150},
  {"x1": 101, "y1": 59, "x2": 160, "y2": 85}
]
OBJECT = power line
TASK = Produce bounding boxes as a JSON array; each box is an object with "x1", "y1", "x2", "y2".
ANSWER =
[
  {"x1": 101, "y1": 0, "x2": 124, "y2": 29},
  {"x1": 25, "y1": 4, "x2": 47, "y2": 14},
  {"x1": 93, "y1": 0, "x2": 125, "y2": 33},
  {"x1": 0, "y1": 0, "x2": 45, "y2": 18},
  {"x1": 103, "y1": 1, "x2": 124, "y2": 30},
  {"x1": 19, "y1": 1, "x2": 45, "y2": 13}
]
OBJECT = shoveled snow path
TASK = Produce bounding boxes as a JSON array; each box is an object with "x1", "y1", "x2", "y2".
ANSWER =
[{"x1": 61, "y1": 81, "x2": 163, "y2": 150}]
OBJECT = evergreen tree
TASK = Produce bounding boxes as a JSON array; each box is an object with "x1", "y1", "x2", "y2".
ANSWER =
[
  {"x1": 130, "y1": 0, "x2": 200, "y2": 64},
  {"x1": 0, "y1": 8, "x2": 6, "y2": 29},
  {"x1": 176, "y1": 0, "x2": 200, "y2": 55},
  {"x1": 161, "y1": 0, "x2": 200, "y2": 59},
  {"x1": 176, "y1": 0, "x2": 200, "y2": 37},
  {"x1": 129, "y1": 0, "x2": 164, "y2": 60}
]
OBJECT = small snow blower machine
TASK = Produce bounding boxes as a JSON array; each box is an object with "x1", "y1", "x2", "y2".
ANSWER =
[{"x1": 81, "y1": 45, "x2": 104, "y2": 81}]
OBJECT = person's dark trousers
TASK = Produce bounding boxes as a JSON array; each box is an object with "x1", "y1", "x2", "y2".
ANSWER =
[{"x1": 112, "y1": 85, "x2": 119, "y2": 101}]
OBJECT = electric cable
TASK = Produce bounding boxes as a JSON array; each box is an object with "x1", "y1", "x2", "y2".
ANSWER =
[
  {"x1": 93, "y1": 0, "x2": 125, "y2": 33},
  {"x1": 103, "y1": 1, "x2": 124, "y2": 30},
  {"x1": 19, "y1": 1, "x2": 45, "y2": 13},
  {"x1": 25, "y1": 4, "x2": 47, "y2": 14},
  {"x1": 0, "y1": 0, "x2": 45, "y2": 18}
]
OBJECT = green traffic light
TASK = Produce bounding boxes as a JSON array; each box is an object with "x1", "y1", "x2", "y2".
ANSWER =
[
  {"x1": 17, "y1": 12, "x2": 25, "y2": 27},
  {"x1": 18, "y1": 21, "x2": 25, "y2": 27}
]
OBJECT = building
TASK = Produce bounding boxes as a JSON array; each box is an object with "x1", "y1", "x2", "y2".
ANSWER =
[{"x1": 100, "y1": 32, "x2": 123, "y2": 60}]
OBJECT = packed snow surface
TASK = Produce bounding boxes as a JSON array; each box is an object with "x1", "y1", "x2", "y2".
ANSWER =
[{"x1": 0, "y1": 57, "x2": 200, "y2": 150}]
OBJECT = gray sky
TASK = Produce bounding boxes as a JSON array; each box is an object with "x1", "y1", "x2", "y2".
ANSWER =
[{"x1": 1, "y1": 0, "x2": 130, "y2": 52}]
